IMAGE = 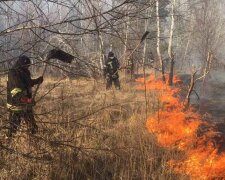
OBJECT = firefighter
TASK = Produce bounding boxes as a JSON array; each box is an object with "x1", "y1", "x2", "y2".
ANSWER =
[
  {"x1": 6, "y1": 55, "x2": 43, "y2": 137},
  {"x1": 104, "y1": 52, "x2": 120, "y2": 90}
]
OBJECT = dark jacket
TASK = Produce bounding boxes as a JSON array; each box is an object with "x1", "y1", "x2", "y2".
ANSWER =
[
  {"x1": 7, "y1": 62, "x2": 39, "y2": 106},
  {"x1": 104, "y1": 57, "x2": 120, "y2": 76}
]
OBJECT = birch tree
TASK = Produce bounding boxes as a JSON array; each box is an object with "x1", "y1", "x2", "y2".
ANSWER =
[
  {"x1": 156, "y1": 0, "x2": 165, "y2": 81},
  {"x1": 168, "y1": 0, "x2": 175, "y2": 86}
]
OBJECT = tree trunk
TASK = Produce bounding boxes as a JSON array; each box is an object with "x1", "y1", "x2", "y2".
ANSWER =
[
  {"x1": 142, "y1": 9, "x2": 149, "y2": 74},
  {"x1": 200, "y1": 51, "x2": 213, "y2": 100},
  {"x1": 202, "y1": 51, "x2": 213, "y2": 84},
  {"x1": 168, "y1": 0, "x2": 176, "y2": 86},
  {"x1": 96, "y1": 0, "x2": 104, "y2": 76},
  {"x1": 124, "y1": 14, "x2": 129, "y2": 78},
  {"x1": 156, "y1": 0, "x2": 165, "y2": 82},
  {"x1": 98, "y1": 31, "x2": 104, "y2": 74},
  {"x1": 186, "y1": 70, "x2": 197, "y2": 108}
]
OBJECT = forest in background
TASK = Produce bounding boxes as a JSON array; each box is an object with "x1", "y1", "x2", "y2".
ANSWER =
[{"x1": 0, "y1": 0, "x2": 225, "y2": 78}]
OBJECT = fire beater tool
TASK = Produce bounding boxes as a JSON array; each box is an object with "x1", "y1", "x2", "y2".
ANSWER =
[
  {"x1": 33, "y1": 49, "x2": 74, "y2": 99},
  {"x1": 112, "y1": 31, "x2": 150, "y2": 75}
]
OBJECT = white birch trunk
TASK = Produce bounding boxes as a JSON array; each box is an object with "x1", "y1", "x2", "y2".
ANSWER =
[
  {"x1": 168, "y1": 0, "x2": 176, "y2": 86},
  {"x1": 98, "y1": 32, "x2": 104, "y2": 71},
  {"x1": 142, "y1": 15, "x2": 149, "y2": 67},
  {"x1": 156, "y1": 0, "x2": 165, "y2": 81},
  {"x1": 123, "y1": 14, "x2": 129, "y2": 77}
]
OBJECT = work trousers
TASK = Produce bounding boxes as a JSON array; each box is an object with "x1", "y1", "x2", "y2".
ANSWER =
[
  {"x1": 7, "y1": 109, "x2": 38, "y2": 137},
  {"x1": 106, "y1": 75, "x2": 120, "y2": 90}
]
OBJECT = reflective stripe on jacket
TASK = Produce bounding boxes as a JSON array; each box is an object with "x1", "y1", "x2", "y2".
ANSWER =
[
  {"x1": 6, "y1": 103, "x2": 32, "y2": 112},
  {"x1": 6, "y1": 103, "x2": 24, "y2": 112}
]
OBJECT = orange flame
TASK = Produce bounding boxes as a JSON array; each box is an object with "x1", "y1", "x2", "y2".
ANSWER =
[{"x1": 137, "y1": 75, "x2": 225, "y2": 179}]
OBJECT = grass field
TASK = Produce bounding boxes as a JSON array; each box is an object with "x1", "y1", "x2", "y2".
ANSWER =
[{"x1": 0, "y1": 76, "x2": 188, "y2": 179}]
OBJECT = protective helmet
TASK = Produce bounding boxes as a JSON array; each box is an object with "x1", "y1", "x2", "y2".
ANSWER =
[
  {"x1": 108, "y1": 52, "x2": 114, "y2": 59},
  {"x1": 15, "y1": 55, "x2": 31, "y2": 68}
]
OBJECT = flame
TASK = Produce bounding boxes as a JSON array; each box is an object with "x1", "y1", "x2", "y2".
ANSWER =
[{"x1": 137, "y1": 75, "x2": 225, "y2": 179}]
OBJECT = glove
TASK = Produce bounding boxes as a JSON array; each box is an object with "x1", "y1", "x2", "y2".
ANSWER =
[
  {"x1": 20, "y1": 97, "x2": 36, "y2": 106},
  {"x1": 20, "y1": 97, "x2": 33, "y2": 104},
  {"x1": 112, "y1": 74, "x2": 118, "y2": 79},
  {"x1": 105, "y1": 73, "x2": 110, "y2": 80},
  {"x1": 37, "y1": 76, "x2": 43, "y2": 84}
]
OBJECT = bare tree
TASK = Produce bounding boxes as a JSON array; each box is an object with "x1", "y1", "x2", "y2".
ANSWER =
[
  {"x1": 156, "y1": 0, "x2": 165, "y2": 82},
  {"x1": 168, "y1": 0, "x2": 175, "y2": 86}
]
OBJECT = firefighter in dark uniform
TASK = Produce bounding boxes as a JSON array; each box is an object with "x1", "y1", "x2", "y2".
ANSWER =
[
  {"x1": 104, "y1": 52, "x2": 120, "y2": 90},
  {"x1": 6, "y1": 55, "x2": 43, "y2": 137}
]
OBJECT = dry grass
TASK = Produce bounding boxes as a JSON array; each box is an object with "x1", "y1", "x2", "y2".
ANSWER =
[{"x1": 0, "y1": 76, "x2": 188, "y2": 179}]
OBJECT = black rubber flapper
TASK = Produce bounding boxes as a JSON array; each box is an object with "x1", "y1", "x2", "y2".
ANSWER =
[
  {"x1": 141, "y1": 31, "x2": 150, "y2": 43},
  {"x1": 47, "y1": 49, "x2": 74, "y2": 63}
]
